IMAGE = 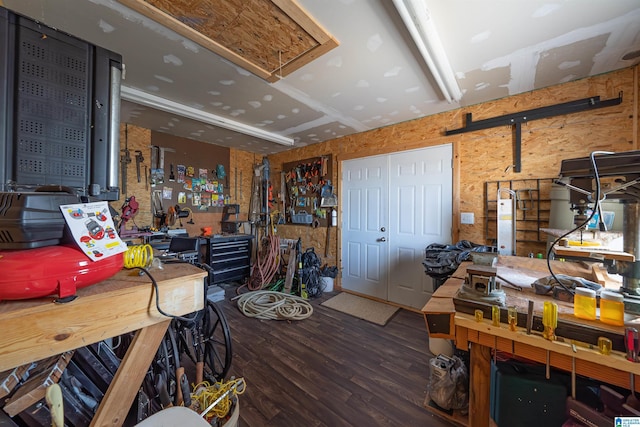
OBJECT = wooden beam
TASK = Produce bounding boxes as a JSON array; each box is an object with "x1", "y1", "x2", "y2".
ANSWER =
[
  {"x1": 469, "y1": 343, "x2": 491, "y2": 427},
  {"x1": 120, "y1": 0, "x2": 338, "y2": 81},
  {"x1": 91, "y1": 321, "x2": 170, "y2": 427}
]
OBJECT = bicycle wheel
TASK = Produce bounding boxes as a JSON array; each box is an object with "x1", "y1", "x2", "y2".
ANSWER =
[
  {"x1": 201, "y1": 300, "x2": 233, "y2": 382},
  {"x1": 173, "y1": 300, "x2": 233, "y2": 384}
]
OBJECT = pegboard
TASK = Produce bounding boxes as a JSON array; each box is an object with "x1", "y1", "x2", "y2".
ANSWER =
[
  {"x1": 150, "y1": 132, "x2": 230, "y2": 214},
  {"x1": 282, "y1": 155, "x2": 333, "y2": 226}
]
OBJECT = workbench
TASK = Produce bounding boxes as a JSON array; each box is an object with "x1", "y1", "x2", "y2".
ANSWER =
[
  {"x1": 422, "y1": 256, "x2": 640, "y2": 427},
  {"x1": 0, "y1": 263, "x2": 206, "y2": 426}
]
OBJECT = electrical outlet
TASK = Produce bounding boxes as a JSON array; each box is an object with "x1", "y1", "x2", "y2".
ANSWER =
[{"x1": 461, "y1": 212, "x2": 475, "y2": 225}]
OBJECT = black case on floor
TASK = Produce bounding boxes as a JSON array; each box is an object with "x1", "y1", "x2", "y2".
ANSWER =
[{"x1": 490, "y1": 359, "x2": 568, "y2": 426}]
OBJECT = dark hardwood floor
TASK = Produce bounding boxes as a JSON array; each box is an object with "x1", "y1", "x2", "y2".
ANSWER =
[{"x1": 218, "y1": 288, "x2": 460, "y2": 427}]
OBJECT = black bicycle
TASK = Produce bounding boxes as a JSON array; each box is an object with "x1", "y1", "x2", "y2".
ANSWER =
[
  {"x1": 135, "y1": 298, "x2": 233, "y2": 417},
  {"x1": 119, "y1": 260, "x2": 233, "y2": 420}
]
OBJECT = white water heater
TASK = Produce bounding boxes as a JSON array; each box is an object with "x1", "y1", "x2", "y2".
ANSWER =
[{"x1": 497, "y1": 189, "x2": 516, "y2": 255}]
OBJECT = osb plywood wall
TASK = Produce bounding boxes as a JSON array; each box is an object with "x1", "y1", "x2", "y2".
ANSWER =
[
  {"x1": 116, "y1": 67, "x2": 638, "y2": 262},
  {"x1": 267, "y1": 67, "x2": 639, "y2": 260},
  {"x1": 109, "y1": 124, "x2": 152, "y2": 230}
]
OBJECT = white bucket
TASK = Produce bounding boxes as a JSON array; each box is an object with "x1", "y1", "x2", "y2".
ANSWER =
[
  {"x1": 322, "y1": 277, "x2": 334, "y2": 292},
  {"x1": 429, "y1": 338, "x2": 454, "y2": 357}
]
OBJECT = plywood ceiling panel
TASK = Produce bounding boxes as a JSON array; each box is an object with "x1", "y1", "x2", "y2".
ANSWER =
[{"x1": 119, "y1": 0, "x2": 338, "y2": 82}]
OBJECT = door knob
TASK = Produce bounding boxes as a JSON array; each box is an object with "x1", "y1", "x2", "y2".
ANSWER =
[
  {"x1": 380, "y1": 227, "x2": 386, "y2": 232},
  {"x1": 378, "y1": 237, "x2": 386, "y2": 242}
]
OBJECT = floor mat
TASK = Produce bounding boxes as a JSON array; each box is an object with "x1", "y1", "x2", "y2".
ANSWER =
[{"x1": 321, "y1": 292, "x2": 399, "y2": 326}]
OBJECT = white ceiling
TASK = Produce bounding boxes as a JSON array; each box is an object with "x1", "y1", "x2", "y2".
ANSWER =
[{"x1": 4, "y1": 0, "x2": 640, "y2": 154}]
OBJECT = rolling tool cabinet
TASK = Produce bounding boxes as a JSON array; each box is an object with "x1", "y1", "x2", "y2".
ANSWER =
[{"x1": 205, "y1": 234, "x2": 253, "y2": 285}]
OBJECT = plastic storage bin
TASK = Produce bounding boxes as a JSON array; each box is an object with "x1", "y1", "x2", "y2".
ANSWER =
[
  {"x1": 574, "y1": 287, "x2": 596, "y2": 320},
  {"x1": 600, "y1": 290, "x2": 624, "y2": 326},
  {"x1": 291, "y1": 211, "x2": 313, "y2": 224}
]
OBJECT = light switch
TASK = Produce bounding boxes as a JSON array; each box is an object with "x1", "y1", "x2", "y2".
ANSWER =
[{"x1": 461, "y1": 212, "x2": 474, "y2": 225}]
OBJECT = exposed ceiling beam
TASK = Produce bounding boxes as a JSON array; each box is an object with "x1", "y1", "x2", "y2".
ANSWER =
[
  {"x1": 392, "y1": 0, "x2": 462, "y2": 103},
  {"x1": 120, "y1": 86, "x2": 295, "y2": 146}
]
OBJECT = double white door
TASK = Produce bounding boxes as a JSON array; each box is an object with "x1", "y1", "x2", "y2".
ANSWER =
[{"x1": 341, "y1": 144, "x2": 452, "y2": 309}]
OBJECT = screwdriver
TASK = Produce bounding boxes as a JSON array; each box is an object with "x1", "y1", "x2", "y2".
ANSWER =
[
  {"x1": 625, "y1": 327, "x2": 639, "y2": 362},
  {"x1": 543, "y1": 301, "x2": 558, "y2": 341}
]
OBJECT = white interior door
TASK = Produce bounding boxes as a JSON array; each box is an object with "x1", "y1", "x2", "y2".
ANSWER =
[
  {"x1": 341, "y1": 145, "x2": 452, "y2": 309},
  {"x1": 341, "y1": 155, "x2": 388, "y2": 299},
  {"x1": 387, "y1": 145, "x2": 452, "y2": 308}
]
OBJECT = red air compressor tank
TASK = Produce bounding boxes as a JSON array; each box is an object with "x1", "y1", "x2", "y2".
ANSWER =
[{"x1": 0, "y1": 245, "x2": 123, "y2": 301}]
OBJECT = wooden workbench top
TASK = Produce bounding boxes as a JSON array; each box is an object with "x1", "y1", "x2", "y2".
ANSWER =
[
  {"x1": 0, "y1": 263, "x2": 206, "y2": 372},
  {"x1": 424, "y1": 256, "x2": 637, "y2": 350}
]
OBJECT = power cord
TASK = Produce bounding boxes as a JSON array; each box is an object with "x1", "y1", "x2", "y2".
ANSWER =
[
  {"x1": 546, "y1": 150, "x2": 612, "y2": 295},
  {"x1": 136, "y1": 266, "x2": 201, "y2": 323}
]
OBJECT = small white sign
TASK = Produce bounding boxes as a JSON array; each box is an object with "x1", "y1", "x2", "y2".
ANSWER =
[
  {"x1": 616, "y1": 417, "x2": 640, "y2": 426},
  {"x1": 60, "y1": 201, "x2": 128, "y2": 262}
]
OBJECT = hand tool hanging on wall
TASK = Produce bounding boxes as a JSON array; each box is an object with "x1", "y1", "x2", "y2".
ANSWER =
[
  {"x1": 120, "y1": 148, "x2": 131, "y2": 197},
  {"x1": 325, "y1": 221, "x2": 331, "y2": 257},
  {"x1": 158, "y1": 146, "x2": 175, "y2": 184},
  {"x1": 234, "y1": 167, "x2": 238, "y2": 201},
  {"x1": 120, "y1": 126, "x2": 131, "y2": 197},
  {"x1": 135, "y1": 150, "x2": 144, "y2": 183},
  {"x1": 150, "y1": 145, "x2": 159, "y2": 186},
  {"x1": 157, "y1": 147, "x2": 165, "y2": 184}
]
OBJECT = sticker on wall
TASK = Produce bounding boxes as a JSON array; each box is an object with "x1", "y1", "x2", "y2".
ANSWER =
[
  {"x1": 151, "y1": 167, "x2": 164, "y2": 186},
  {"x1": 192, "y1": 178, "x2": 202, "y2": 192},
  {"x1": 178, "y1": 192, "x2": 186, "y2": 204},
  {"x1": 162, "y1": 186, "x2": 173, "y2": 200},
  {"x1": 177, "y1": 164, "x2": 186, "y2": 183},
  {"x1": 199, "y1": 168, "x2": 208, "y2": 180},
  {"x1": 186, "y1": 165, "x2": 195, "y2": 177},
  {"x1": 216, "y1": 164, "x2": 226, "y2": 179},
  {"x1": 183, "y1": 177, "x2": 192, "y2": 191},
  {"x1": 192, "y1": 193, "x2": 201, "y2": 206}
]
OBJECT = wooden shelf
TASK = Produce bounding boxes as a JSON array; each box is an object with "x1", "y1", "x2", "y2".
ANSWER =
[{"x1": 485, "y1": 178, "x2": 555, "y2": 249}]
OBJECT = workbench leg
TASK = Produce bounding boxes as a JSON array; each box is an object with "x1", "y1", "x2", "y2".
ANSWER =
[
  {"x1": 91, "y1": 320, "x2": 171, "y2": 427},
  {"x1": 469, "y1": 342, "x2": 491, "y2": 427}
]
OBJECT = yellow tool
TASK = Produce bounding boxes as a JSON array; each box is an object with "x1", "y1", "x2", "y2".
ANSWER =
[
  {"x1": 45, "y1": 383, "x2": 64, "y2": 427},
  {"x1": 567, "y1": 240, "x2": 601, "y2": 247},
  {"x1": 492, "y1": 305, "x2": 500, "y2": 327},
  {"x1": 543, "y1": 301, "x2": 558, "y2": 340}
]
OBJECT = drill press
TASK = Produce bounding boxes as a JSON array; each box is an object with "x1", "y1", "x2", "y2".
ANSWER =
[{"x1": 558, "y1": 150, "x2": 640, "y2": 312}]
